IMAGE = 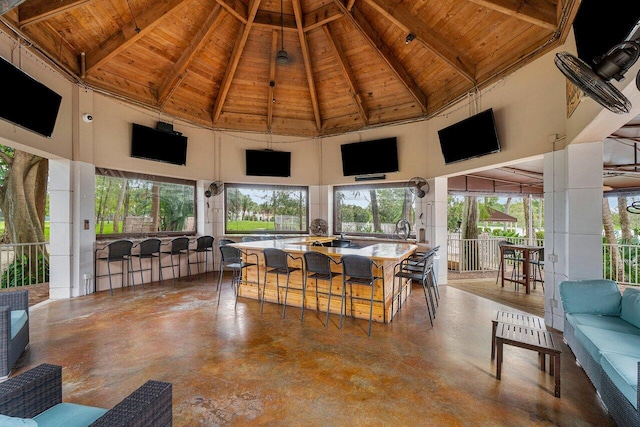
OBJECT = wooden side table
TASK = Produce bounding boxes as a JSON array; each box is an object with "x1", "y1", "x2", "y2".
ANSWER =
[
  {"x1": 491, "y1": 310, "x2": 546, "y2": 360},
  {"x1": 495, "y1": 322, "x2": 561, "y2": 398}
]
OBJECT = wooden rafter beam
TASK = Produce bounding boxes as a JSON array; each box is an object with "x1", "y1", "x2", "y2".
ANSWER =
[
  {"x1": 156, "y1": 4, "x2": 224, "y2": 107},
  {"x1": 334, "y1": 1, "x2": 427, "y2": 113},
  {"x1": 362, "y1": 0, "x2": 475, "y2": 83},
  {"x1": 85, "y1": 0, "x2": 187, "y2": 73},
  {"x1": 254, "y1": 10, "x2": 296, "y2": 31},
  {"x1": 292, "y1": 0, "x2": 321, "y2": 131},
  {"x1": 251, "y1": 4, "x2": 342, "y2": 34},
  {"x1": 18, "y1": 0, "x2": 90, "y2": 27},
  {"x1": 323, "y1": 24, "x2": 368, "y2": 126},
  {"x1": 267, "y1": 30, "x2": 278, "y2": 131},
  {"x1": 346, "y1": 0, "x2": 356, "y2": 11},
  {"x1": 215, "y1": 0, "x2": 247, "y2": 24},
  {"x1": 468, "y1": 0, "x2": 557, "y2": 30},
  {"x1": 212, "y1": 0, "x2": 262, "y2": 124}
]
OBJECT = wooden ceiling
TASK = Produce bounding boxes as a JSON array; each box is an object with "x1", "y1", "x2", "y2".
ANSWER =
[{"x1": 0, "y1": 0, "x2": 580, "y2": 136}]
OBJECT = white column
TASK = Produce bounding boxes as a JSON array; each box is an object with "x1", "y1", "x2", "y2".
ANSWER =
[
  {"x1": 419, "y1": 177, "x2": 448, "y2": 285},
  {"x1": 197, "y1": 180, "x2": 214, "y2": 237},
  {"x1": 49, "y1": 159, "x2": 95, "y2": 299},
  {"x1": 544, "y1": 141, "x2": 603, "y2": 330}
]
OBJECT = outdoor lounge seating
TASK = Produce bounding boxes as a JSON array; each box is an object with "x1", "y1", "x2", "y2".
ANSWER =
[
  {"x1": 0, "y1": 363, "x2": 172, "y2": 426},
  {"x1": 0, "y1": 290, "x2": 29, "y2": 381},
  {"x1": 559, "y1": 279, "x2": 640, "y2": 427}
]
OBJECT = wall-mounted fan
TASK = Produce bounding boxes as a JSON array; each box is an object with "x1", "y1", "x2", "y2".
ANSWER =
[
  {"x1": 395, "y1": 219, "x2": 411, "y2": 240},
  {"x1": 555, "y1": 19, "x2": 640, "y2": 114},
  {"x1": 205, "y1": 181, "x2": 224, "y2": 198},
  {"x1": 408, "y1": 177, "x2": 429, "y2": 198},
  {"x1": 309, "y1": 218, "x2": 328, "y2": 236}
]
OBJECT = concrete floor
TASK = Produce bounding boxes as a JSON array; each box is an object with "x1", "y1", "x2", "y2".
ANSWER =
[{"x1": 15, "y1": 273, "x2": 615, "y2": 426}]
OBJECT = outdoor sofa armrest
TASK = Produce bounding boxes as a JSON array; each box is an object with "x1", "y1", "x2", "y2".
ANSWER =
[
  {"x1": 90, "y1": 380, "x2": 172, "y2": 427},
  {"x1": 0, "y1": 291, "x2": 29, "y2": 312},
  {"x1": 0, "y1": 363, "x2": 62, "y2": 418}
]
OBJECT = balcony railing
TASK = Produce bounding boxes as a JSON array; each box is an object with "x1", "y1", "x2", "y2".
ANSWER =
[
  {"x1": 0, "y1": 242, "x2": 49, "y2": 288},
  {"x1": 603, "y1": 243, "x2": 640, "y2": 286},
  {"x1": 447, "y1": 234, "x2": 544, "y2": 272}
]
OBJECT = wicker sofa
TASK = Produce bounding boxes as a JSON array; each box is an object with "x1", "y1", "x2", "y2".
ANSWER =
[
  {"x1": 559, "y1": 279, "x2": 640, "y2": 427},
  {"x1": 0, "y1": 364, "x2": 172, "y2": 426},
  {"x1": 0, "y1": 290, "x2": 29, "y2": 381}
]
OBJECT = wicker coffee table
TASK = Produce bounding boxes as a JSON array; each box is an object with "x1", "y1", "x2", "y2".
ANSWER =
[
  {"x1": 494, "y1": 322, "x2": 561, "y2": 398},
  {"x1": 491, "y1": 310, "x2": 546, "y2": 360}
]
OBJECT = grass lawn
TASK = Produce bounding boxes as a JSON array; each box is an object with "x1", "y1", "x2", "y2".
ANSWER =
[{"x1": 226, "y1": 220, "x2": 275, "y2": 232}]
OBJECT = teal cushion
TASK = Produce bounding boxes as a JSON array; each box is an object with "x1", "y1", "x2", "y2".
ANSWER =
[
  {"x1": 601, "y1": 352, "x2": 639, "y2": 409},
  {"x1": 0, "y1": 414, "x2": 38, "y2": 426},
  {"x1": 559, "y1": 279, "x2": 621, "y2": 315},
  {"x1": 10, "y1": 310, "x2": 27, "y2": 339},
  {"x1": 33, "y1": 403, "x2": 107, "y2": 427},
  {"x1": 566, "y1": 313, "x2": 640, "y2": 335},
  {"x1": 574, "y1": 325, "x2": 640, "y2": 363},
  {"x1": 621, "y1": 288, "x2": 640, "y2": 329}
]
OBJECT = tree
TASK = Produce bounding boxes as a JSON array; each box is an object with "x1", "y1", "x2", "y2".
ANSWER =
[
  {"x1": 603, "y1": 197, "x2": 621, "y2": 280},
  {"x1": 370, "y1": 190, "x2": 381, "y2": 233},
  {"x1": 461, "y1": 196, "x2": 479, "y2": 270},
  {"x1": 618, "y1": 197, "x2": 632, "y2": 242}
]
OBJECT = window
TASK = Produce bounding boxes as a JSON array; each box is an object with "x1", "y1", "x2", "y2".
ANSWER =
[
  {"x1": 334, "y1": 183, "x2": 416, "y2": 237},
  {"x1": 95, "y1": 168, "x2": 195, "y2": 236},
  {"x1": 225, "y1": 183, "x2": 308, "y2": 234}
]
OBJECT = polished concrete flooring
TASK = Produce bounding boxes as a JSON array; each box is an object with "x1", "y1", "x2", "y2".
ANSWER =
[{"x1": 15, "y1": 273, "x2": 615, "y2": 426}]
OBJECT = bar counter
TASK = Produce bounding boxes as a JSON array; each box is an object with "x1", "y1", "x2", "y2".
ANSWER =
[{"x1": 230, "y1": 237, "x2": 418, "y2": 323}]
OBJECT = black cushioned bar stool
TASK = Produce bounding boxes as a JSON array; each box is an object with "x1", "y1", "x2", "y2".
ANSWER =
[
  {"x1": 340, "y1": 254, "x2": 385, "y2": 336},
  {"x1": 94, "y1": 239, "x2": 134, "y2": 295},
  {"x1": 262, "y1": 248, "x2": 303, "y2": 319},
  {"x1": 303, "y1": 251, "x2": 343, "y2": 327},
  {"x1": 130, "y1": 238, "x2": 163, "y2": 288}
]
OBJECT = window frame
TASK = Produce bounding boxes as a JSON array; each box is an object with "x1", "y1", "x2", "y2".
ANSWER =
[
  {"x1": 95, "y1": 168, "x2": 197, "y2": 240},
  {"x1": 333, "y1": 182, "x2": 416, "y2": 238},
  {"x1": 224, "y1": 183, "x2": 310, "y2": 235}
]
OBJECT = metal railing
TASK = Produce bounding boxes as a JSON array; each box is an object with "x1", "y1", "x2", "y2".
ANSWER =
[
  {"x1": 447, "y1": 235, "x2": 544, "y2": 272},
  {"x1": 603, "y1": 243, "x2": 640, "y2": 286},
  {"x1": 0, "y1": 242, "x2": 49, "y2": 288}
]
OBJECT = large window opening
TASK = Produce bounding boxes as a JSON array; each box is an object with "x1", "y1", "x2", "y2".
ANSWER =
[
  {"x1": 225, "y1": 184, "x2": 308, "y2": 234},
  {"x1": 334, "y1": 183, "x2": 416, "y2": 238},
  {"x1": 95, "y1": 168, "x2": 196, "y2": 237}
]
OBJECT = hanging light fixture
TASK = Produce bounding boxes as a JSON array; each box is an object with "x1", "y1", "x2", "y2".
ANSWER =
[{"x1": 276, "y1": 0, "x2": 290, "y2": 64}]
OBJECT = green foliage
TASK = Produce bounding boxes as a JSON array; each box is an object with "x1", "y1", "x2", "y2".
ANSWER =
[
  {"x1": 490, "y1": 229, "x2": 521, "y2": 238},
  {"x1": 226, "y1": 220, "x2": 275, "y2": 232},
  {"x1": 1, "y1": 254, "x2": 49, "y2": 288}
]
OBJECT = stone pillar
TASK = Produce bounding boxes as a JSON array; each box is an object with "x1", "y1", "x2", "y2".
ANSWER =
[{"x1": 544, "y1": 141, "x2": 603, "y2": 330}]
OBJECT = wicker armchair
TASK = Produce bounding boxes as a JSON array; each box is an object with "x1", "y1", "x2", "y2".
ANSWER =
[
  {"x1": 0, "y1": 364, "x2": 172, "y2": 426},
  {"x1": 0, "y1": 290, "x2": 29, "y2": 380}
]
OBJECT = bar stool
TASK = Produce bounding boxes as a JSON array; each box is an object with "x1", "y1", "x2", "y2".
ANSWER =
[
  {"x1": 530, "y1": 247, "x2": 545, "y2": 290},
  {"x1": 217, "y1": 244, "x2": 259, "y2": 307},
  {"x1": 262, "y1": 248, "x2": 303, "y2": 318},
  {"x1": 130, "y1": 238, "x2": 163, "y2": 288},
  {"x1": 303, "y1": 251, "x2": 343, "y2": 327},
  {"x1": 340, "y1": 254, "x2": 385, "y2": 336},
  {"x1": 188, "y1": 235, "x2": 215, "y2": 275},
  {"x1": 393, "y1": 251, "x2": 435, "y2": 326},
  {"x1": 94, "y1": 239, "x2": 134, "y2": 295},
  {"x1": 161, "y1": 236, "x2": 191, "y2": 280},
  {"x1": 496, "y1": 240, "x2": 523, "y2": 286}
]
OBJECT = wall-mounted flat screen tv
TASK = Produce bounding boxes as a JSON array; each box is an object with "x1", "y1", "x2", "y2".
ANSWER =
[
  {"x1": 341, "y1": 137, "x2": 399, "y2": 176},
  {"x1": 246, "y1": 149, "x2": 291, "y2": 177},
  {"x1": 0, "y1": 56, "x2": 62, "y2": 138},
  {"x1": 437, "y1": 108, "x2": 501, "y2": 165},
  {"x1": 131, "y1": 123, "x2": 188, "y2": 166}
]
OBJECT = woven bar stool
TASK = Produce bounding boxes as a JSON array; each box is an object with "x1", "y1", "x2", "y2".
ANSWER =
[
  {"x1": 188, "y1": 235, "x2": 215, "y2": 275},
  {"x1": 94, "y1": 239, "x2": 134, "y2": 295},
  {"x1": 161, "y1": 236, "x2": 191, "y2": 280},
  {"x1": 217, "y1": 244, "x2": 259, "y2": 307},
  {"x1": 130, "y1": 238, "x2": 163, "y2": 288},
  {"x1": 262, "y1": 248, "x2": 303, "y2": 318},
  {"x1": 302, "y1": 251, "x2": 343, "y2": 327},
  {"x1": 340, "y1": 254, "x2": 385, "y2": 336}
]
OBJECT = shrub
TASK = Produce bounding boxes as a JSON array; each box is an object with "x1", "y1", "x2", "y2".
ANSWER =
[{"x1": 1, "y1": 254, "x2": 49, "y2": 288}]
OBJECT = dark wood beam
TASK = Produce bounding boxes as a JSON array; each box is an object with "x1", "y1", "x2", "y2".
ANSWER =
[
  {"x1": 323, "y1": 24, "x2": 368, "y2": 126},
  {"x1": 18, "y1": 0, "x2": 90, "y2": 27},
  {"x1": 85, "y1": 0, "x2": 187, "y2": 73},
  {"x1": 468, "y1": 0, "x2": 557, "y2": 30},
  {"x1": 212, "y1": 0, "x2": 262, "y2": 124},
  {"x1": 362, "y1": 0, "x2": 475, "y2": 83},
  {"x1": 157, "y1": 4, "x2": 224, "y2": 107},
  {"x1": 292, "y1": 0, "x2": 321, "y2": 131},
  {"x1": 303, "y1": 3, "x2": 342, "y2": 32}
]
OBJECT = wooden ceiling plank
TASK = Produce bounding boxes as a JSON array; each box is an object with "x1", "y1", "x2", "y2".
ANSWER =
[
  {"x1": 212, "y1": 0, "x2": 262, "y2": 124},
  {"x1": 346, "y1": 0, "x2": 356, "y2": 11},
  {"x1": 157, "y1": 4, "x2": 224, "y2": 106},
  {"x1": 85, "y1": 0, "x2": 188, "y2": 73},
  {"x1": 18, "y1": 0, "x2": 90, "y2": 27},
  {"x1": 468, "y1": 0, "x2": 557, "y2": 30},
  {"x1": 292, "y1": 0, "x2": 321, "y2": 131},
  {"x1": 303, "y1": 3, "x2": 342, "y2": 32},
  {"x1": 334, "y1": 1, "x2": 427, "y2": 113},
  {"x1": 268, "y1": 29, "x2": 278, "y2": 131},
  {"x1": 362, "y1": 0, "x2": 476, "y2": 83},
  {"x1": 254, "y1": 10, "x2": 296, "y2": 31},
  {"x1": 323, "y1": 24, "x2": 368, "y2": 126},
  {"x1": 215, "y1": 0, "x2": 248, "y2": 24}
]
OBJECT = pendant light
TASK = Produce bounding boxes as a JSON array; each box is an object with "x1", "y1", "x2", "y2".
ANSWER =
[{"x1": 276, "y1": 0, "x2": 290, "y2": 64}]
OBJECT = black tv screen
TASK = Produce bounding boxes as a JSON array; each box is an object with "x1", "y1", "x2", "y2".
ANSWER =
[
  {"x1": 246, "y1": 149, "x2": 291, "y2": 177},
  {"x1": 341, "y1": 137, "x2": 399, "y2": 176},
  {"x1": 437, "y1": 109, "x2": 501, "y2": 165},
  {"x1": 131, "y1": 123, "x2": 188, "y2": 165},
  {"x1": 0, "y1": 56, "x2": 62, "y2": 138}
]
